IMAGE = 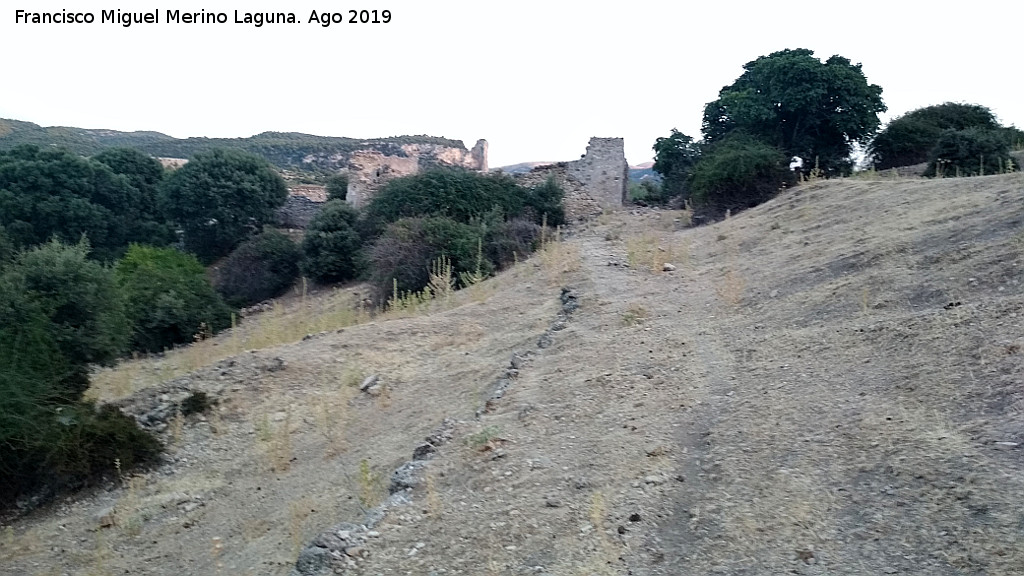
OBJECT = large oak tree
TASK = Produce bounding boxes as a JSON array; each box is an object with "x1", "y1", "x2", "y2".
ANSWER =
[{"x1": 702, "y1": 48, "x2": 886, "y2": 176}]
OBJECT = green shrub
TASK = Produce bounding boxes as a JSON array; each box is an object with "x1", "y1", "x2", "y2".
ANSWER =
[
  {"x1": 325, "y1": 173, "x2": 349, "y2": 202},
  {"x1": 924, "y1": 128, "x2": 1017, "y2": 177},
  {"x1": 689, "y1": 133, "x2": 794, "y2": 217},
  {"x1": 0, "y1": 225, "x2": 14, "y2": 269},
  {"x1": 368, "y1": 216, "x2": 493, "y2": 300},
  {"x1": 215, "y1": 230, "x2": 301, "y2": 307},
  {"x1": 362, "y1": 169, "x2": 528, "y2": 235},
  {"x1": 0, "y1": 245, "x2": 160, "y2": 504},
  {"x1": 180, "y1": 391, "x2": 213, "y2": 416},
  {"x1": 525, "y1": 177, "x2": 566, "y2": 226},
  {"x1": 300, "y1": 200, "x2": 364, "y2": 283},
  {"x1": 653, "y1": 129, "x2": 701, "y2": 199},
  {"x1": 12, "y1": 240, "x2": 130, "y2": 396},
  {"x1": 116, "y1": 245, "x2": 232, "y2": 352},
  {"x1": 629, "y1": 180, "x2": 670, "y2": 206},
  {"x1": 38, "y1": 403, "x2": 161, "y2": 485},
  {"x1": 158, "y1": 148, "x2": 288, "y2": 263},
  {"x1": 870, "y1": 103, "x2": 1001, "y2": 169},
  {"x1": 0, "y1": 145, "x2": 166, "y2": 261},
  {"x1": 485, "y1": 219, "x2": 542, "y2": 268},
  {"x1": 0, "y1": 399, "x2": 161, "y2": 503},
  {"x1": 93, "y1": 147, "x2": 175, "y2": 247}
]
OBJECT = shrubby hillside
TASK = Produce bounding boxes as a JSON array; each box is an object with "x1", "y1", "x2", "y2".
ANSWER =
[{"x1": 0, "y1": 118, "x2": 468, "y2": 175}]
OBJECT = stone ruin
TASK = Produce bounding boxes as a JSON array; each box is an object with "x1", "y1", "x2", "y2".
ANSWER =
[
  {"x1": 276, "y1": 185, "x2": 328, "y2": 228},
  {"x1": 345, "y1": 140, "x2": 489, "y2": 208},
  {"x1": 511, "y1": 137, "x2": 628, "y2": 223},
  {"x1": 276, "y1": 136, "x2": 628, "y2": 227},
  {"x1": 567, "y1": 137, "x2": 628, "y2": 208}
]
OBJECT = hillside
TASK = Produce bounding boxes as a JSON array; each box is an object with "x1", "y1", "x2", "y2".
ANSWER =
[
  {"x1": 495, "y1": 160, "x2": 657, "y2": 182},
  {"x1": 2, "y1": 172, "x2": 1023, "y2": 575},
  {"x1": 0, "y1": 118, "x2": 467, "y2": 175}
]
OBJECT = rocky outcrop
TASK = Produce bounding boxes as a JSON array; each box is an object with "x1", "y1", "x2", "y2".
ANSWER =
[{"x1": 346, "y1": 140, "x2": 488, "y2": 208}]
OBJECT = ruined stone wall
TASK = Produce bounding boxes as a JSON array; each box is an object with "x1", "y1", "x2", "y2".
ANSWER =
[
  {"x1": 509, "y1": 137, "x2": 626, "y2": 224},
  {"x1": 513, "y1": 163, "x2": 602, "y2": 224},
  {"x1": 346, "y1": 139, "x2": 488, "y2": 208},
  {"x1": 275, "y1": 185, "x2": 327, "y2": 229},
  {"x1": 566, "y1": 137, "x2": 627, "y2": 208}
]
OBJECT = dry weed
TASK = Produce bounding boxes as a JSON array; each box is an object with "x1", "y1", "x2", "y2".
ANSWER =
[
  {"x1": 539, "y1": 231, "x2": 582, "y2": 284},
  {"x1": 314, "y1": 385, "x2": 355, "y2": 458},
  {"x1": 355, "y1": 459, "x2": 387, "y2": 510},
  {"x1": 622, "y1": 304, "x2": 649, "y2": 326},
  {"x1": 424, "y1": 471, "x2": 442, "y2": 518},
  {"x1": 288, "y1": 497, "x2": 316, "y2": 558},
  {"x1": 715, "y1": 267, "x2": 746, "y2": 306}
]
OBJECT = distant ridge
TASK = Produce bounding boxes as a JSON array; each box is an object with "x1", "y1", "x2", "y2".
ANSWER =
[
  {"x1": 495, "y1": 159, "x2": 659, "y2": 182},
  {"x1": 0, "y1": 118, "x2": 467, "y2": 175}
]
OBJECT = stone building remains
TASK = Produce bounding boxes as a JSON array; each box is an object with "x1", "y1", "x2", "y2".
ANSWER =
[
  {"x1": 510, "y1": 137, "x2": 627, "y2": 223},
  {"x1": 275, "y1": 136, "x2": 628, "y2": 228},
  {"x1": 345, "y1": 140, "x2": 489, "y2": 208},
  {"x1": 566, "y1": 137, "x2": 628, "y2": 208}
]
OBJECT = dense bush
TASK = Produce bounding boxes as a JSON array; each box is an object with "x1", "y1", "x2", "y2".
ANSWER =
[
  {"x1": 870, "y1": 103, "x2": 1002, "y2": 169},
  {"x1": 158, "y1": 148, "x2": 288, "y2": 263},
  {"x1": 215, "y1": 230, "x2": 301, "y2": 307},
  {"x1": 629, "y1": 180, "x2": 671, "y2": 206},
  {"x1": 0, "y1": 241, "x2": 159, "y2": 503},
  {"x1": 0, "y1": 396, "x2": 161, "y2": 503},
  {"x1": 12, "y1": 240, "x2": 130, "y2": 396},
  {"x1": 300, "y1": 200, "x2": 364, "y2": 283},
  {"x1": 652, "y1": 129, "x2": 701, "y2": 200},
  {"x1": 525, "y1": 176, "x2": 566, "y2": 226},
  {"x1": 368, "y1": 216, "x2": 492, "y2": 300},
  {"x1": 923, "y1": 128, "x2": 1018, "y2": 178},
  {"x1": 484, "y1": 219, "x2": 542, "y2": 268},
  {"x1": 93, "y1": 147, "x2": 175, "y2": 246},
  {"x1": 325, "y1": 173, "x2": 349, "y2": 202},
  {"x1": 362, "y1": 169, "x2": 549, "y2": 236},
  {"x1": 116, "y1": 245, "x2": 233, "y2": 352},
  {"x1": 0, "y1": 145, "x2": 163, "y2": 261},
  {"x1": 0, "y1": 225, "x2": 14, "y2": 267},
  {"x1": 689, "y1": 133, "x2": 794, "y2": 216}
]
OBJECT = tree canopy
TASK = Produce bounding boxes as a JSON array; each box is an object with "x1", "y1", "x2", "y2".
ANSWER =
[
  {"x1": 652, "y1": 129, "x2": 701, "y2": 199},
  {"x1": 116, "y1": 244, "x2": 233, "y2": 352},
  {"x1": 869, "y1": 103, "x2": 1003, "y2": 169},
  {"x1": 689, "y1": 133, "x2": 794, "y2": 215},
  {"x1": 158, "y1": 148, "x2": 288, "y2": 263},
  {"x1": 702, "y1": 48, "x2": 885, "y2": 176},
  {"x1": 0, "y1": 145, "x2": 150, "y2": 261},
  {"x1": 300, "y1": 200, "x2": 364, "y2": 283}
]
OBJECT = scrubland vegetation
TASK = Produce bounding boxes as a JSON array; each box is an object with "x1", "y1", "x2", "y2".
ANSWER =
[
  {"x1": 0, "y1": 139, "x2": 563, "y2": 504},
  {"x1": 2, "y1": 45, "x2": 1020, "y2": 518}
]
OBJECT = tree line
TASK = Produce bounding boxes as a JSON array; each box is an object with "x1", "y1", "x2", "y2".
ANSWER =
[{"x1": 648, "y1": 48, "x2": 1022, "y2": 216}]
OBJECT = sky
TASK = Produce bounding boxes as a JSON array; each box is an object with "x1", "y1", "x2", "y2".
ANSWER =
[{"x1": 3, "y1": 1, "x2": 1022, "y2": 168}]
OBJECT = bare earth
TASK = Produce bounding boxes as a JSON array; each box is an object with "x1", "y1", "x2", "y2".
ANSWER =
[{"x1": 3, "y1": 172, "x2": 1024, "y2": 575}]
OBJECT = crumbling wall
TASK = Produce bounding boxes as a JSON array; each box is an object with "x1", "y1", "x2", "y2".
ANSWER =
[
  {"x1": 513, "y1": 163, "x2": 602, "y2": 224},
  {"x1": 275, "y1": 185, "x2": 327, "y2": 229},
  {"x1": 567, "y1": 137, "x2": 627, "y2": 208},
  {"x1": 346, "y1": 139, "x2": 488, "y2": 208},
  {"x1": 510, "y1": 137, "x2": 626, "y2": 223}
]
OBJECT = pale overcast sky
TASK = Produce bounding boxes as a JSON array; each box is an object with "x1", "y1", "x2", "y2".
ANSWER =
[{"x1": 2, "y1": 1, "x2": 1021, "y2": 167}]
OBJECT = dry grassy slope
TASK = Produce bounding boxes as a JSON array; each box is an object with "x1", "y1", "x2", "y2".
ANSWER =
[
  {"x1": 3, "y1": 173, "x2": 1024, "y2": 576},
  {"x1": 344, "y1": 173, "x2": 1024, "y2": 575}
]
